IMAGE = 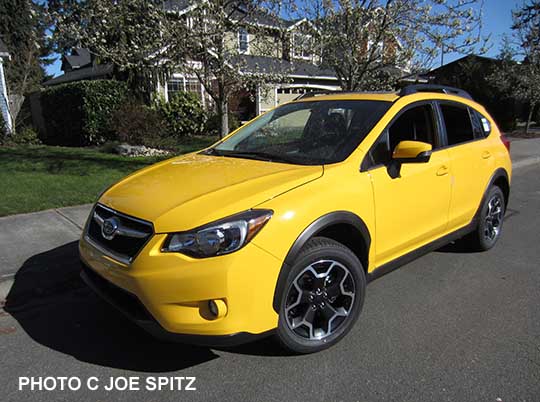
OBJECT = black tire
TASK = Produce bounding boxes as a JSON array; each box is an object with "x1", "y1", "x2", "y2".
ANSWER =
[
  {"x1": 466, "y1": 186, "x2": 506, "y2": 251},
  {"x1": 276, "y1": 237, "x2": 366, "y2": 354}
]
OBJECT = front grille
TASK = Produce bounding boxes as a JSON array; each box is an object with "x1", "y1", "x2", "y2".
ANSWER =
[{"x1": 87, "y1": 204, "x2": 153, "y2": 263}]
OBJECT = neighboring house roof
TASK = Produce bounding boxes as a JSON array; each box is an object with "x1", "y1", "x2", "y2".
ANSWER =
[
  {"x1": 0, "y1": 38, "x2": 10, "y2": 59},
  {"x1": 43, "y1": 64, "x2": 114, "y2": 86},
  {"x1": 428, "y1": 54, "x2": 497, "y2": 75},
  {"x1": 62, "y1": 48, "x2": 93, "y2": 72},
  {"x1": 164, "y1": 1, "x2": 295, "y2": 29},
  {"x1": 238, "y1": 55, "x2": 337, "y2": 79},
  {"x1": 230, "y1": 7, "x2": 287, "y2": 29},
  {"x1": 400, "y1": 54, "x2": 499, "y2": 84}
]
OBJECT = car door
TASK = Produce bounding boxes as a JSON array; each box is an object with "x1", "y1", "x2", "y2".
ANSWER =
[
  {"x1": 436, "y1": 101, "x2": 495, "y2": 231},
  {"x1": 363, "y1": 102, "x2": 452, "y2": 266}
]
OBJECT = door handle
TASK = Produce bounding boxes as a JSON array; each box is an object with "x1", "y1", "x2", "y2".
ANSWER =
[
  {"x1": 482, "y1": 151, "x2": 492, "y2": 159},
  {"x1": 437, "y1": 165, "x2": 449, "y2": 176}
]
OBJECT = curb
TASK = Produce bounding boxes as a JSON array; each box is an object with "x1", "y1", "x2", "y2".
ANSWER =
[
  {"x1": 0, "y1": 278, "x2": 14, "y2": 305},
  {"x1": 513, "y1": 156, "x2": 540, "y2": 170}
]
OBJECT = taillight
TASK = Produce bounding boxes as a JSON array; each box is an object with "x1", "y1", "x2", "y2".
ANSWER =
[{"x1": 500, "y1": 133, "x2": 511, "y2": 152}]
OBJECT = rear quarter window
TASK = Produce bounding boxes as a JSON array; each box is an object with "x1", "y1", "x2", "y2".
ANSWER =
[{"x1": 469, "y1": 108, "x2": 491, "y2": 137}]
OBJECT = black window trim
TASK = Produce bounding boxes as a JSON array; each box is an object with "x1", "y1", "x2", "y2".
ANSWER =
[
  {"x1": 360, "y1": 100, "x2": 444, "y2": 172},
  {"x1": 435, "y1": 100, "x2": 488, "y2": 150}
]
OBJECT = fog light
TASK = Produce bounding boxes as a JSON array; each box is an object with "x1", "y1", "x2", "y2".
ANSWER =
[
  {"x1": 208, "y1": 300, "x2": 218, "y2": 316},
  {"x1": 207, "y1": 299, "x2": 227, "y2": 319}
]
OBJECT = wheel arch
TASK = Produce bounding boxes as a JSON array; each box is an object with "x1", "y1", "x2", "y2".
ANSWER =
[
  {"x1": 491, "y1": 169, "x2": 510, "y2": 209},
  {"x1": 272, "y1": 211, "x2": 371, "y2": 312},
  {"x1": 469, "y1": 168, "x2": 510, "y2": 227}
]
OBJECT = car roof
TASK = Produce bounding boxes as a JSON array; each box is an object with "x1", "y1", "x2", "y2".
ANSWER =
[
  {"x1": 291, "y1": 85, "x2": 475, "y2": 105},
  {"x1": 292, "y1": 92, "x2": 400, "y2": 103}
]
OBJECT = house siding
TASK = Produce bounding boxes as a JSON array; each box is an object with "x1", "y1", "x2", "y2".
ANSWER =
[{"x1": 0, "y1": 58, "x2": 13, "y2": 133}]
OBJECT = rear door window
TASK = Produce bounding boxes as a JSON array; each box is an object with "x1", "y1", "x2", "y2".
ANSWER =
[{"x1": 439, "y1": 103, "x2": 475, "y2": 145}]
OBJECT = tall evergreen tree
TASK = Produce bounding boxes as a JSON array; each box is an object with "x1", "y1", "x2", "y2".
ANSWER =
[
  {"x1": 489, "y1": 1, "x2": 540, "y2": 134},
  {"x1": 0, "y1": 0, "x2": 53, "y2": 126}
]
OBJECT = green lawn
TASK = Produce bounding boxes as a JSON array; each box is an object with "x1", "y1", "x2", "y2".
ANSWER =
[{"x1": 0, "y1": 139, "x2": 216, "y2": 217}]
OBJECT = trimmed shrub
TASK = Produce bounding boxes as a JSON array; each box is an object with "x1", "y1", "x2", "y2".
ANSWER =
[
  {"x1": 205, "y1": 112, "x2": 241, "y2": 137},
  {"x1": 10, "y1": 127, "x2": 42, "y2": 145},
  {"x1": 154, "y1": 92, "x2": 206, "y2": 138},
  {"x1": 40, "y1": 80, "x2": 128, "y2": 146},
  {"x1": 109, "y1": 102, "x2": 169, "y2": 147}
]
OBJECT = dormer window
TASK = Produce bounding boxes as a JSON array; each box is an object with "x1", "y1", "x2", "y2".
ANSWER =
[
  {"x1": 292, "y1": 33, "x2": 313, "y2": 60},
  {"x1": 238, "y1": 28, "x2": 249, "y2": 53}
]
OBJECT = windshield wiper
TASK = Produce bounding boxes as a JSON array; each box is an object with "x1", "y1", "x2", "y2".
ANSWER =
[
  {"x1": 218, "y1": 150, "x2": 298, "y2": 164},
  {"x1": 200, "y1": 148, "x2": 222, "y2": 156}
]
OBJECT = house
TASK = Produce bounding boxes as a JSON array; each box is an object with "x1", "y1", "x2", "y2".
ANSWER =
[
  {"x1": 44, "y1": 2, "x2": 407, "y2": 122},
  {"x1": 159, "y1": 2, "x2": 344, "y2": 120},
  {"x1": 0, "y1": 38, "x2": 12, "y2": 133}
]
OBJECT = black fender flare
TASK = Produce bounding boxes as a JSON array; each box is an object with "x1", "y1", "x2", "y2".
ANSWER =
[
  {"x1": 272, "y1": 211, "x2": 371, "y2": 312},
  {"x1": 473, "y1": 168, "x2": 510, "y2": 222}
]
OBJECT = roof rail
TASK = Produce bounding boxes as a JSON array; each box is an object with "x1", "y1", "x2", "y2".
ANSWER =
[
  {"x1": 294, "y1": 90, "x2": 341, "y2": 100},
  {"x1": 295, "y1": 90, "x2": 394, "y2": 101},
  {"x1": 399, "y1": 84, "x2": 473, "y2": 100}
]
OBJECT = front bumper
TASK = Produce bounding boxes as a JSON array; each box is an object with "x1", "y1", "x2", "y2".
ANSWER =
[
  {"x1": 79, "y1": 231, "x2": 282, "y2": 340},
  {"x1": 80, "y1": 262, "x2": 272, "y2": 346}
]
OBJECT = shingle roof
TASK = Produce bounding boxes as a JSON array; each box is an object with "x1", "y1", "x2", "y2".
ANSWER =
[
  {"x1": 164, "y1": 1, "x2": 295, "y2": 29},
  {"x1": 163, "y1": 0, "x2": 192, "y2": 12},
  {"x1": 237, "y1": 55, "x2": 337, "y2": 78},
  {"x1": 43, "y1": 64, "x2": 114, "y2": 86},
  {"x1": 63, "y1": 48, "x2": 92, "y2": 70}
]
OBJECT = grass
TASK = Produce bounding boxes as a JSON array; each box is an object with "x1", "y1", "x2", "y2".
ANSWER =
[{"x1": 0, "y1": 137, "x2": 217, "y2": 217}]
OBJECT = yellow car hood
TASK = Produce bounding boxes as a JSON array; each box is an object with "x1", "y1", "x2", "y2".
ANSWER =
[{"x1": 99, "y1": 153, "x2": 323, "y2": 232}]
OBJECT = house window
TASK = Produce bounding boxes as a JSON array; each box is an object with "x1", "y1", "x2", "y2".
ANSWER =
[
  {"x1": 292, "y1": 33, "x2": 313, "y2": 59},
  {"x1": 167, "y1": 79, "x2": 184, "y2": 96},
  {"x1": 185, "y1": 78, "x2": 202, "y2": 101},
  {"x1": 238, "y1": 28, "x2": 249, "y2": 53},
  {"x1": 166, "y1": 77, "x2": 203, "y2": 103}
]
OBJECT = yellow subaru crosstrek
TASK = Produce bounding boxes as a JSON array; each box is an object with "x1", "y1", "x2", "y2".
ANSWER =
[{"x1": 80, "y1": 85, "x2": 512, "y2": 353}]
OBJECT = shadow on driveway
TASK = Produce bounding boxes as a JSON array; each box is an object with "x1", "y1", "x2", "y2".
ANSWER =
[{"x1": 4, "y1": 241, "x2": 222, "y2": 372}]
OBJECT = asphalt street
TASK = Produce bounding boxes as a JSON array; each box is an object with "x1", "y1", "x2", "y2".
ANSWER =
[{"x1": 1, "y1": 164, "x2": 539, "y2": 402}]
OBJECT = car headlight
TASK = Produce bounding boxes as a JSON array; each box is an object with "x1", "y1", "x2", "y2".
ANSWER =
[{"x1": 162, "y1": 209, "x2": 273, "y2": 258}]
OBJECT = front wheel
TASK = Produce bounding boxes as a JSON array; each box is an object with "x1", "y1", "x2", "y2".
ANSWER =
[{"x1": 276, "y1": 237, "x2": 366, "y2": 354}]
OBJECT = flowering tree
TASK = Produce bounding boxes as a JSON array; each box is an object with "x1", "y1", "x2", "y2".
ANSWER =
[
  {"x1": 288, "y1": 0, "x2": 489, "y2": 91},
  {"x1": 176, "y1": 0, "x2": 292, "y2": 137}
]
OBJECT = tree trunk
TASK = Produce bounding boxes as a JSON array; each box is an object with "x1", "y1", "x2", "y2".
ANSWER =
[
  {"x1": 219, "y1": 97, "x2": 229, "y2": 139},
  {"x1": 525, "y1": 102, "x2": 535, "y2": 134}
]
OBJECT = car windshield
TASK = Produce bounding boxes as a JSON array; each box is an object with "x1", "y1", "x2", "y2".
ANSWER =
[{"x1": 209, "y1": 100, "x2": 392, "y2": 165}]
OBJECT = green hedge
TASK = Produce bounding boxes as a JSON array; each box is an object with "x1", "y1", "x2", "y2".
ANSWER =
[
  {"x1": 40, "y1": 80, "x2": 128, "y2": 146},
  {"x1": 154, "y1": 92, "x2": 206, "y2": 138}
]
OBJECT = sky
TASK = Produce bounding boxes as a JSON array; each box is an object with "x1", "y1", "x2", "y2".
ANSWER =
[
  {"x1": 442, "y1": 0, "x2": 523, "y2": 65},
  {"x1": 44, "y1": 0, "x2": 525, "y2": 78}
]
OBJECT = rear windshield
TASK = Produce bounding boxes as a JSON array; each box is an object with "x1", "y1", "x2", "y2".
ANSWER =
[{"x1": 211, "y1": 100, "x2": 392, "y2": 165}]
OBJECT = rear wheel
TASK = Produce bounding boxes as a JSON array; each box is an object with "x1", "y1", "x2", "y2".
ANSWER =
[
  {"x1": 466, "y1": 186, "x2": 505, "y2": 251},
  {"x1": 276, "y1": 237, "x2": 366, "y2": 354}
]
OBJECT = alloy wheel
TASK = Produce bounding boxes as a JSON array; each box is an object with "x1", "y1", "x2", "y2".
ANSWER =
[
  {"x1": 284, "y1": 259, "x2": 356, "y2": 340},
  {"x1": 484, "y1": 194, "x2": 503, "y2": 241}
]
